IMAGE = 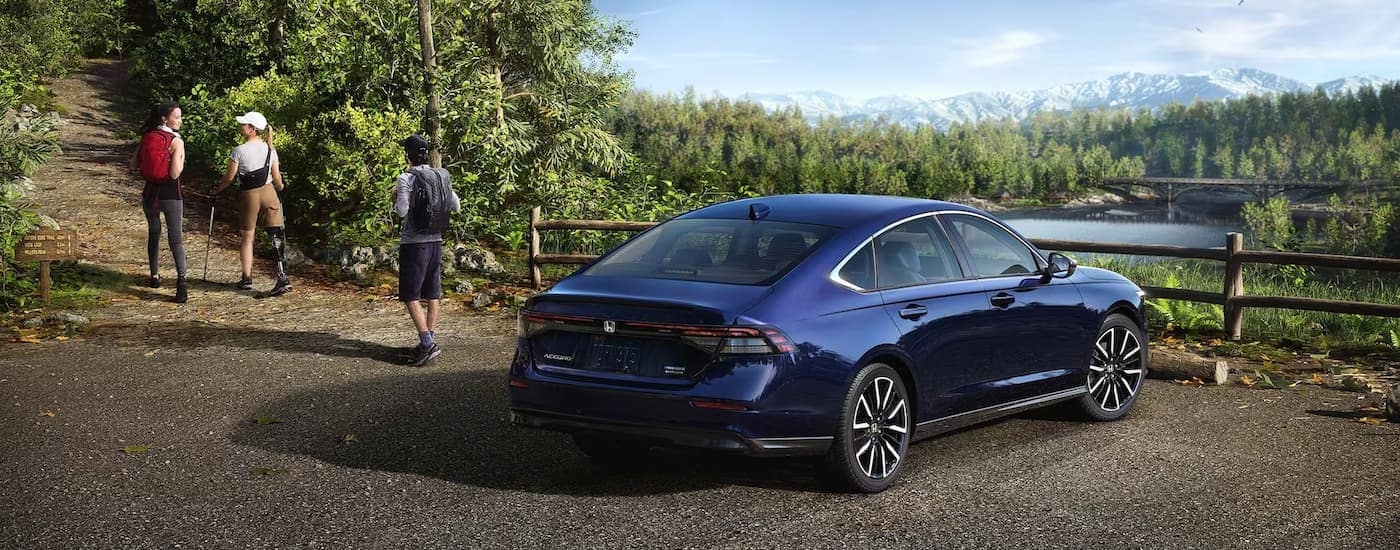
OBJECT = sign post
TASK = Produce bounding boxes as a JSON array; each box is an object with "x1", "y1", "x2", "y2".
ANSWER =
[{"x1": 15, "y1": 229, "x2": 77, "y2": 303}]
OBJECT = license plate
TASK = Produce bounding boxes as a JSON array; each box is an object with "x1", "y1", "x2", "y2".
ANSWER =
[{"x1": 588, "y1": 339, "x2": 640, "y2": 372}]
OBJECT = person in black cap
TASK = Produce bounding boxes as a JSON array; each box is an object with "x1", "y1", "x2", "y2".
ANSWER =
[{"x1": 393, "y1": 135, "x2": 460, "y2": 366}]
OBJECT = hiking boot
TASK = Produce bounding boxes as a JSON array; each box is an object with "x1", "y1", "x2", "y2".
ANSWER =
[
  {"x1": 174, "y1": 277, "x2": 189, "y2": 304},
  {"x1": 236, "y1": 275, "x2": 254, "y2": 290},
  {"x1": 267, "y1": 276, "x2": 292, "y2": 297},
  {"x1": 408, "y1": 343, "x2": 441, "y2": 367},
  {"x1": 148, "y1": 275, "x2": 162, "y2": 288}
]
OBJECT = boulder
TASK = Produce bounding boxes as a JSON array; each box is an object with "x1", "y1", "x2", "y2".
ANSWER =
[
  {"x1": 452, "y1": 242, "x2": 504, "y2": 274},
  {"x1": 452, "y1": 280, "x2": 475, "y2": 294},
  {"x1": 471, "y1": 290, "x2": 497, "y2": 308}
]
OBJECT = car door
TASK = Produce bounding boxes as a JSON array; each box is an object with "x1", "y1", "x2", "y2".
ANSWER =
[
  {"x1": 939, "y1": 213, "x2": 1088, "y2": 403},
  {"x1": 870, "y1": 216, "x2": 1000, "y2": 420}
]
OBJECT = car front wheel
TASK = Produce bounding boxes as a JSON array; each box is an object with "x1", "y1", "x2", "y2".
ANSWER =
[
  {"x1": 828, "y1": 363, "x2": 911, "y2": 493},
  {"x1": 1077, "y1": 313, "x2": 1147, "y2": 421}
]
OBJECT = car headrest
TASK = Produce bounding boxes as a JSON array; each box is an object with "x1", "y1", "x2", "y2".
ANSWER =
[
  {"x1": 877, "y1": 241, "x2": 920, "y2": 272},
  {"x1": 764, "y1": 232, "x2": 808, "y2": 265}
]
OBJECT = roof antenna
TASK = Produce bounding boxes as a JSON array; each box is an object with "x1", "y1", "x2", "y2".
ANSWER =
[{"x1": 748, "y1": 203, "x2": 770, "y2": 221}]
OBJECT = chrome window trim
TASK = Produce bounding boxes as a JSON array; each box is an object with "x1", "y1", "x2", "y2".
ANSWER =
[{"x1": 828, "y1": 211, "x2": 954, "y2": 292}]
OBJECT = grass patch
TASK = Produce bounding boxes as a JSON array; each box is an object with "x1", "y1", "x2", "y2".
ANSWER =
[{"x1": 1083, "y1": 255, "x2": 1400, "y2": 350}]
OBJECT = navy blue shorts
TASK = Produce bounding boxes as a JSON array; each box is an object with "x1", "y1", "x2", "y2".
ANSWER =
[{"x1": 398, "y1": 242, "x2": 443, "y2": 302}]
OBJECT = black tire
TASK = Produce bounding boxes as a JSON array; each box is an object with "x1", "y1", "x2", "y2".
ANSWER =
[
  {"x1": 571, "y1": 432, "x2": 653, "y2": 464},
  {"x1": 1076, "y1": 313, "x2": 1148, "y2": 421},
  {"x1": 827, "y1": 363, "x2": 912, "y2": 493}
]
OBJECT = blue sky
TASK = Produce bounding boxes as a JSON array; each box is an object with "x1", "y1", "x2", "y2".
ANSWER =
[{"x1": 593, "y1": 0, "x2": 1400, "y2": 99}]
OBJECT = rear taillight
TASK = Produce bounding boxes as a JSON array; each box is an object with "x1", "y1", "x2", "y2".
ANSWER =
[{"x1": 518, "y1": 311, "x2": 794, "y2": 355}]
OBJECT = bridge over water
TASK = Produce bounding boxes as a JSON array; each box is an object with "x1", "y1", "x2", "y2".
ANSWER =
[{"x1": 1096, "y1": 177, "x2": 1382, "y2": 203}]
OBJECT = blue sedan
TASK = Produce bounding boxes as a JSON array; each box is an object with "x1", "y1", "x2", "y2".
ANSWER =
[{"x1": 509, "y1": 194, "x2": 1148, "y2": 492}]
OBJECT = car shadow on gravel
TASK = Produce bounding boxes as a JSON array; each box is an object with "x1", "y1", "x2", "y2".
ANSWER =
[
  {"x1": 227, "y1": 367, "x2": 1103, "y2": 496},
  {"x1": 228, "y1": 369, "x2": 842, "y2": 496},
  {"x1": 90, "y1": 321, "x2": 409, "y2": 363}
]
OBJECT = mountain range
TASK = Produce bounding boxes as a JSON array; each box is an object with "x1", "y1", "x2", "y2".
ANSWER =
[{"x1": 742, "y1": 68, "x2": 1394, "y2": 130}]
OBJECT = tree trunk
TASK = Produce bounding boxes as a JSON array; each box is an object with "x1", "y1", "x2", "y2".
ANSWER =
[
  {"x1": 1148, "y1": 347, "x2": 1230, "y2": 385},
  {"x1": 416, "y1": 0, "x2": 442, "y2": 168}
]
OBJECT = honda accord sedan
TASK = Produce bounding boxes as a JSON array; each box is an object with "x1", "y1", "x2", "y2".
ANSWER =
[{"x1": 509, "y1": 194, "x2": 1148, "y2": 492}]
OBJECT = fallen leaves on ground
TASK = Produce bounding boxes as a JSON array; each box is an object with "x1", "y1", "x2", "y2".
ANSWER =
[
  {"x1": 120, "y1": 445, "x2": 148, "y2": 455},
  {"x1": 39, "y1": 411, "x2": 55, "y2": 417},
  {"x1": 1177, "y1": 377, "x2": 1206, "y2": 386},
  {"x1": 252, "y1": 414, "x2": 284, "y2": 425},
  {"x1": 1352, "y1": 417, "x2": 1386, "y2": 426},
  {"x1": 342, "y1": 433, "x2": 358, "y2": 446}
]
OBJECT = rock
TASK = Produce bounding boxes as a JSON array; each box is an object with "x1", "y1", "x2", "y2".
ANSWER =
[
  {"x1": 21, "y1": 317, "x2": 44, "y2": 328},
  {"x1": 452, "y1": 242, "x2": 504, "y2": 274},
  {"x1": 347, "y1": 264, "x2": 374, "y2": 285},
  {"x1": 1386, "y1": 384, "x2": 1400, "y2": 421},
  {"x1": 453, "y1": 280, "x2": 475, "y2": 294},
  {"x1": 284, "y1": 244, "x2": 310, "y2": 268},
  {"x1": 351, "y1": 246, "x2": 376, "y2": 266},
  {"x1": 471, "y1": 290, "x2": 496, "y2": 308},
  {"x1": 46, "y1": 312, "x2": 89, "y2": 327}
]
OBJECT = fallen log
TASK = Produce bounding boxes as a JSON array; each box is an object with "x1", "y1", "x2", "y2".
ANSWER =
[{"x1": 1148, "y1": 347, "x2": 1230, "y2": 385}]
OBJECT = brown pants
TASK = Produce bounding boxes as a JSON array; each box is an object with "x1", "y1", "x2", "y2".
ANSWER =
[{"x1": 238, "y1": 184, "x2": 282, "y2": 230}]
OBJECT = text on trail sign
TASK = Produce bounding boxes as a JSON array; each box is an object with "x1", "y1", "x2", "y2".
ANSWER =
[{"x1": 16, "y1": 229, "x2": 77, "y2": 262}]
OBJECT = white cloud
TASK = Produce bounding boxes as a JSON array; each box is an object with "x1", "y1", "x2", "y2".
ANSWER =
[
  {"x1": 963, "y1": 31, "x2": 1052, "y2": 68},
  {"x1": 1157, "y1": 0, "x2": 1400, "y2": 63}
]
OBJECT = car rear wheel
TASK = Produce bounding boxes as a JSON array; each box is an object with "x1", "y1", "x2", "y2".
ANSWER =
[
  {"x1": 1077, "y1": 313, "x2": 1147, "y2": 421},
  {"x1": 827, "y1": 363, "x2": 911, "y2": 493}
]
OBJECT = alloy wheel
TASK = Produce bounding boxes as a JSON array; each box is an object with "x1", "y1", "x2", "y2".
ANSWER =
[
  {"x1": 851, "y1": 376, "x2": 910, "y2": 479},
  {"x1": 1087, "y1": 325, "x2": 1144, "y2": 412}
]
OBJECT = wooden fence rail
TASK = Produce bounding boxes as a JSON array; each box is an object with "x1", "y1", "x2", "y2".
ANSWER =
[{"x1": 527, "y1": 206, "x2": 1400, "y2": 340}]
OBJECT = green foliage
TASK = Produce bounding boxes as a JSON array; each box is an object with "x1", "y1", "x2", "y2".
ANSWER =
[
  {"x1": 0, "y1": 108, "x2": 61, "y2": 309},
  {"x1": 1144, "y1": 271, "x2": 1224, "y2": 332},
  {"x1": 1240, "y1": 197, "x2": 1296, "y2": 251},
  {"x1": 1314, "y1": 194, "x2": 1395, "y2": 256},
  {"x1": 130, "y1": 0, "x2": 637, "y2": 249}
]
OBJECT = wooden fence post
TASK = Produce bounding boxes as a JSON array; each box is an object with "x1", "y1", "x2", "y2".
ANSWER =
[
  {"x1": 529, "y1": 206, "x2": 541, "y2": 290},
  {"x1": 1224, "y1": 232, "x2": 1245, "y2": 340}
]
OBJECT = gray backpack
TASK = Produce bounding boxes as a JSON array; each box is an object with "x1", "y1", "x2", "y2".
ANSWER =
[{"x1": 409, "y1": 166, "x2": 453, "y2": 233}]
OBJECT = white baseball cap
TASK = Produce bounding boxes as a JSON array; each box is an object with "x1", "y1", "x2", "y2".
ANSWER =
[{"x1": 236, "y1": 111, "x2": 268, "y2": 130}]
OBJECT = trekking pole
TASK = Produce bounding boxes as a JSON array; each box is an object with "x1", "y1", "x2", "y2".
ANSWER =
[{"x1": 203, "y1": 192, "x2": 216, "y2": 282}]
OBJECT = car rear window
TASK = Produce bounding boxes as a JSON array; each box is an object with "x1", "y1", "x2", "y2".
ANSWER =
[{"x1": 582, "y1": 219, "x2": 837, "y2": 285}]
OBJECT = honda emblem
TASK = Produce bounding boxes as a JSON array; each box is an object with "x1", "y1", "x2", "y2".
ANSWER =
[{"x1": 603, "y1": 320, "x2": 616, "y2": 333}]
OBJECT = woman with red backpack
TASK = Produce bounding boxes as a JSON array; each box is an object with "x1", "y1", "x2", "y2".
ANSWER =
[{"x1": 129, "y1": 101, "x2": 189, "y2": 303}]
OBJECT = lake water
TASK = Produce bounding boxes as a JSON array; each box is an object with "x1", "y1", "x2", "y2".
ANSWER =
[{"x1": 999, "y1": 196, "x2": 1248, "y2": 249}]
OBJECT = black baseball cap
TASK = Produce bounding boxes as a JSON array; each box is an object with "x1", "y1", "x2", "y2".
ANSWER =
[{"x1": 400, "y1": 134, "x2": 430, "y2": 152}]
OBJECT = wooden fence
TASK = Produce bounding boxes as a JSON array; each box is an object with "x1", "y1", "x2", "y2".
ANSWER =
[{"x1": 527, "y1": 206, "x2": 1400, "y2": 340}]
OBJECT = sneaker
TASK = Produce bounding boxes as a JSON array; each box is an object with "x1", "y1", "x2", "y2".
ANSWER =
[
  {"x1": 236, "y1": 275, "x2": 254, "y2": 290},
  {"x1": 148, "y1": 275, "x2": 162, "y2": 288},
  {"x1": 409, "y1": 343, "x2": 441, "y2": 367},
  {"x1": 174, "y1": 278, "x2": 189, "y2": 303},
  {"x1": 267, "y1": 277, "x2": 292, "y2": 297}
]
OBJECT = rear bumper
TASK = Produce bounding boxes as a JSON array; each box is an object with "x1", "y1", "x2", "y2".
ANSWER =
[{"x1": 510, "y1": 407, "x2": 832, "y2": 457}]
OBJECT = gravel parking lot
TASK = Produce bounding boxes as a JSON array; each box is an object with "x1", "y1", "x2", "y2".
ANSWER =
[{"x1": 3, "y1": 320, "x2": 1397, "y2": 549}]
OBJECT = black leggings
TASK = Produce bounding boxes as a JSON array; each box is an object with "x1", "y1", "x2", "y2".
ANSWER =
[{"x1": 144, "y1": 198, "x2": 187, "y2": 278}]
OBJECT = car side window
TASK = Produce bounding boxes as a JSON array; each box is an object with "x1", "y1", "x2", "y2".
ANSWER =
[
  {"x1": 837, "y1": 243, "x2": 875, "y2": 290},
  {"x1": 874, "y1": 218, "x2": 960, "y2": 289},
  {"x1": 942, "y1": 214, "x2": 1040, "y2": 278}
]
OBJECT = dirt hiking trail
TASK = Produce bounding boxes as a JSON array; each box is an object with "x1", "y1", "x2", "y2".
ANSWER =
[{"x1": 23, "y1": 59, "x2": 512, "y2": 355}]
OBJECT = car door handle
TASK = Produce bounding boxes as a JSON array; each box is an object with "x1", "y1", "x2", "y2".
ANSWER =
[
  {"x1": 990, "y1": 293, "x2": 1015, "y2": 308},
  {"x1": 898, "y1": 305, "x2": 928, "y2": 320}
]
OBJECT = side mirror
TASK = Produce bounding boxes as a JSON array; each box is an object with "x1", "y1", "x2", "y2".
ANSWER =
[{"x1": 1043, "y1": 252, "x2": 1077, "y2": 282}]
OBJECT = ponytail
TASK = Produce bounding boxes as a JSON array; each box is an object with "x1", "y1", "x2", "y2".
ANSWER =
[
  {"x1": 262, "y1": 123, "x2": 275, "y2": 149},
  {"x1": 140, "y1": 101, "x2": 180, "y2": 133}
]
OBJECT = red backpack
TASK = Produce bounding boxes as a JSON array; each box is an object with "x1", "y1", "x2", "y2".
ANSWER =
[{"x1": 138, "y1": 129, "x2": 174, "y2": 183}]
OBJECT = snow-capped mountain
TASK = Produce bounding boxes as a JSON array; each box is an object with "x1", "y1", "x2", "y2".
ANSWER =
[{"x1": 743, "y1": 69, "x2": 1395, "y2": 130}]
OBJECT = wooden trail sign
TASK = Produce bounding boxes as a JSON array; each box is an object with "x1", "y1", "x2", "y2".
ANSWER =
[{"x1": 15, "y1": 229, "x2": 77, "y2": 302}]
